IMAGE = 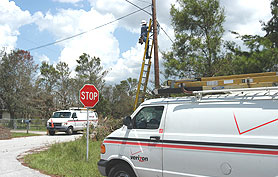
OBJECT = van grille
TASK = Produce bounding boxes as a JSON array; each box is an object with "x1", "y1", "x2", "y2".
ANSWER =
[{"x1": 49, "y1": 123, "x2": 62, "y2": 127}]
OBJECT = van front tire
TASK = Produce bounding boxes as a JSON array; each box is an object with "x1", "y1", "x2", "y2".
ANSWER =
[
  {"x1": 49, "y1": 130, "x2": 55, "y2": 136},
  {"x1": 108, "y1": 164, "x2": 136, "y2": 177},
  {"x1": 66, "y1": 127, "x2": 73, "y2": 135}
]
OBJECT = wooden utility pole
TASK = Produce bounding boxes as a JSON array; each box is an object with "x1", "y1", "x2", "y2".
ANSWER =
[{"x1": 152, "y1": 0, "x2": 160, "y2": 89}]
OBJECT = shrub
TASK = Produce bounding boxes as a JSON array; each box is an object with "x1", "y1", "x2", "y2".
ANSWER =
[
  {"x1": 0, "y1": 126, "x2": 11, "y2": 139},
  {"x1": 94, "y1": 117, "x2": 122, "y2": 141}
]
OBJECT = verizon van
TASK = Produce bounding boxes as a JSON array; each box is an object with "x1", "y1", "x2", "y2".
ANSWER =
[
  {"x1": 98, "y1": 87, "x2": 278, "y2": 177},
  {"x1": 47, "y1": 107, "x2": 98, "y2": 135}
]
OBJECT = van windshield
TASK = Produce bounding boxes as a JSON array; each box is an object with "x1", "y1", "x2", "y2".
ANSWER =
[{"x1": 52, "y1": 112, "x2": 71, "y2": 118}]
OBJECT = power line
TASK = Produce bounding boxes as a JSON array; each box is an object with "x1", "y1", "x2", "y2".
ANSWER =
[
  {"x1": 160, "y1": 26, "x2": 174, "y2": 43},
  {"x1": 28, "y1": 5, "x2": 151, "y2": 51},
  {"x1": 19, "y1": 36, "x2": 60, "y2": 54},
  {"x1": 124, "y1": 0, "x2": 152, "y2": 16},
  {"x1": 134, "y1": 0, "x2": 151, "y2": 4}
]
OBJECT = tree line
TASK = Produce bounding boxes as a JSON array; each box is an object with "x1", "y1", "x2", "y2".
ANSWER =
[
  {"x1": 0, "y1": 51, "x2": 137, "y2": 120},
  {"x1": 1, "y1": 0, "x2": 278, "y2": 120}
]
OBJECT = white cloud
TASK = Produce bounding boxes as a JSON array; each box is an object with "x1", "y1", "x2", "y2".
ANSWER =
[
  {"x1": 221, "y1": 0, "x2": 271, "y2": 41},
  {"x1": 53, "y1": 0, "x2": 84, "y2": 4},
  {"x1": 0, "y1": 25, "x2": 18, "y2": 50},
  {"x1": 32, "y1": 2, "x2": 172, "y2": 84},
  {"x1": 91, "y1": 0, "x2": 152, "y2": 33},
  {"x1": 90, "y1": 0, "x2": 175, "y2": 34},
  {"x1": 38, "y1": 54, "x2": 50, "y2": 63},
  {"x1": 0, "y1": 0, "x2": 33, "y2": 49},
  {"x1": 34, "y1": 8, "x2": 120, "y2": 74},
  {"x1": 106, "y1": 44, "x2": 144, "y2": 83}
]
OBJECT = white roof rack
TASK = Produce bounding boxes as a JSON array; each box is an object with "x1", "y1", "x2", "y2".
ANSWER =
[
  {"x1": 69, "y1": 107, "x2": 84, "y2": 110},
  {"x1": 193, "y1": 86, "x2": 278, "y2": 94}
]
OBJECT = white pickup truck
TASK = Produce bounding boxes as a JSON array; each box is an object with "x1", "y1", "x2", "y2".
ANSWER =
[{"x1": 47, "y1": 107, "x2": 98, "y2": 135}]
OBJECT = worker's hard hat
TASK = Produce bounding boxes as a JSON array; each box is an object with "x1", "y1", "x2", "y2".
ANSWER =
[{"x1": 141, "y1": 20, "x2": 147, "y2": 25}]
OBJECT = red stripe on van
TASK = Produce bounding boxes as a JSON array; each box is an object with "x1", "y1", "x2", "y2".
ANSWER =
[
  {"x1": 104, "y1": 140, "x2": 278, "y2": 155},
  {"x1": 67, "y1": 120, "x2": 94, "y2": 122},
  {"x1": 104, "y1": 140, "x2": 161, "y2": 147},
  {"x1": 233, "y1": 113, "x2": 278, "y2": 135}
]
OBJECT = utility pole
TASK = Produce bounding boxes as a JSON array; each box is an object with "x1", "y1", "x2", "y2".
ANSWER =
[{"x1": 152, "y1": 0, "x2": 160, "y2": 89}]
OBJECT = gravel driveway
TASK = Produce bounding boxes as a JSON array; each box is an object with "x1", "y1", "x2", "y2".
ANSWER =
[{"x1": 0, "y1": 132, "x2": 82, "y2": 177}]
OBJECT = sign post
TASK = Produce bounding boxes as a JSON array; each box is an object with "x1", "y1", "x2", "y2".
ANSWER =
[{"x1": 79, "y1": 84, "x2": 99, "y2": 161}]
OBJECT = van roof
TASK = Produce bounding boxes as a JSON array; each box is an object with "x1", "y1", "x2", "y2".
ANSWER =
[
  {"x1": 55, "y1": 109, "x2": 95, "y2": 113},
  {"x1": 142, "y1": 89, "x2": 278, "y2": 105}
]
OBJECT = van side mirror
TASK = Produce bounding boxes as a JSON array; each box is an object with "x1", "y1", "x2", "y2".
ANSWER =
[{"x1": 123, "y1": 116, "x2": 133, "y2": 129}]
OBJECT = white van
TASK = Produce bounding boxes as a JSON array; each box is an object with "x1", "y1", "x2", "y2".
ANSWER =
[
  {"x1": 46, "y1": 107, "x2": 98, "y2": 135},
  {"x1": 98, "y1": 87, "x2": 278, "y2": 177}
]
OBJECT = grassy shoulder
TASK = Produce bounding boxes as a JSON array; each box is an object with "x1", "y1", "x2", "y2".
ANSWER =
[
  {"x1": 11, "y1": 132, "x2": 41, "y2": 138},
  {"x1": 24, "y1": 136, "x2": 102, "y2": 177}
]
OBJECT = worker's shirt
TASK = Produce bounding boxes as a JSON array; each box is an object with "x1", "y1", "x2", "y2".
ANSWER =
[{"x1": 141, "y1": 25, "x2": 148, "y2": 38}]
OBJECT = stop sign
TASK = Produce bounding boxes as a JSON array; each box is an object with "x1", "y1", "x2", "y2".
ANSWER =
[{"x1": 79, "y1": 84, "x2": 99, "y2": 107}]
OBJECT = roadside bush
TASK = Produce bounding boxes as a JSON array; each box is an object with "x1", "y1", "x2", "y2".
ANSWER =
[
  {"x1": 0, "y1": 126, "x2": 11, "y2": 139},
  {"x1": 94, "y1": 117, "x2": 122, "y2": 141}
]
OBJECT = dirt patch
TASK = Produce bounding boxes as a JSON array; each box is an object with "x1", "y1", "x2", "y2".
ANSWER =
[
  {"x1": 17, "y1": 146, "x2": 61, "y2": 177},
  {"x1": 0, "y1": 126, "x2": 11, "y2": 140}
]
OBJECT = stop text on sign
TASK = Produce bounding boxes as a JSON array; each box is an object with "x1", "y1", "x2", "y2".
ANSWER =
[
  {"x1": 80, "y1": 91, "x2": 98, "y2": 100},
  {"x1": 79, "y1": 84, "x2": 99, "y2": 107}
]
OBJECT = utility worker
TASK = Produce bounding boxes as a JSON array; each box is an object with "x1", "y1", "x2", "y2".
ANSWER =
[{"x1": 139, "y1": 20, "x2": 150, "y2": 58}]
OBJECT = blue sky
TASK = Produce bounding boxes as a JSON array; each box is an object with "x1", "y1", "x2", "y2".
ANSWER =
[
  {"x1": 0, "y1": 0, "x2": 272, "y2": 84},
  {"x1": 14, "y1": 0, "x2": 139, "y2": 65}
]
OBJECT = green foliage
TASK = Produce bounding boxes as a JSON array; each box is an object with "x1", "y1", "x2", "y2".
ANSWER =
[
  {"x1": 0, "y1": 48, "x2": 140, "y2": 122},
  {"x1": 75, "y1": 53, "x2": 108, "y2": 90},
  {"x1": 163, "y1": 0, "x2": 278, "y2": 78},
  {"x1": 163, "y1": 0, "x2": 225, "y2": 78},
  {"x1": 111, "y1": 78, "x2": 137, "y2": 118},
  {"x1": 225, "y1": 34, "x2": 278, "y2": 74},
  {"x1": 95, "y1": 117, "x2": 123, "y2": 141},
  {"x1": 37, "y1": 61, "x2": 74, "y2": 117},
  {"x1": 24, "y1": 138, "x2": 102, "y2": 177},
  {"x1": 56, "y1": 62, "x2": 72, "y2": 109},
  {"x1": 262, "y1": 0, "x2": 278, "y2": 48},
  {"x1": 0, "y1": 49, "x2": 38, "y2": 119},
  {"x1": 39, "y1": 61, "x2": 58, "y2": 93},
  {"x1": 75, "y1": 53, "x2": 111, "y2": 115},
  {"x1": 226, "y1": 0, "x2": 278, "y2": 74}
]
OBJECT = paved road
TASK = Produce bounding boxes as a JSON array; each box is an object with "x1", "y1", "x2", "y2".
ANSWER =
[{"x1": 0, "y1": 133, "x2": 82, "y2": 177}]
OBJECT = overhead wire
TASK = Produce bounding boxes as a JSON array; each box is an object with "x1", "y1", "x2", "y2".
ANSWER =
[
  {"x1": 160, "y1": 26, "x2": 174, "y2": 43},
  {"x1": 124, "y1": 0, "x2": 152, "y2": 16},
  {"x1": 27, "y1": 4, "x2": 151, "y2": 51},
  {"x1": 134, "y1": 0, "x2": 151, "y2": 4},
  {"x1": 19, "y1": 36, "x2": 60, "y2": 54}
]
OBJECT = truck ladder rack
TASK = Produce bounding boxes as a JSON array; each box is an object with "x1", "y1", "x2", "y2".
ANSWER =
[{"x1": 159, "y1": 72, "x2": 278, "y2": 96}]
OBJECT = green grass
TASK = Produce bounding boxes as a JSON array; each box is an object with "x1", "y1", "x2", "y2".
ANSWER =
[
  {"x1": 16, "y1": 127, "x2": 47, "y2": 132},
  {"x1": 24, "y1": 136, "x2": 102, "y2": 177},
  {"x1": 11, "y1": 132, "x2": 41, "y2": 138}
]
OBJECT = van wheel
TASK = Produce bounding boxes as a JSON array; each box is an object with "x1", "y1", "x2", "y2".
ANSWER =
[
  {"x1": 49, "y1": 130, "x2": 55, "y2": 136},
  {"x1": 108, "y1": 164, "x2": 136, "y2": 177},
  {"x1": 66, "y1": 127, "x2": 73, "y2": 135}
]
